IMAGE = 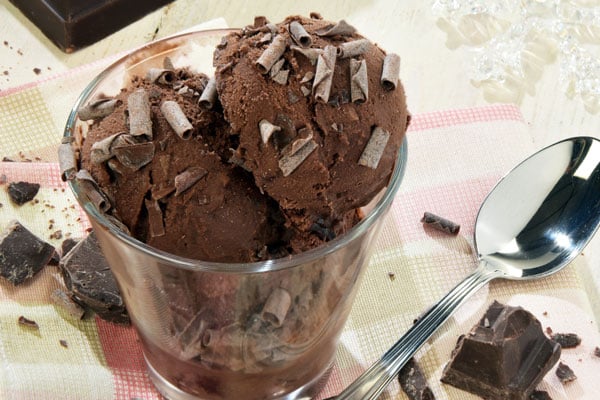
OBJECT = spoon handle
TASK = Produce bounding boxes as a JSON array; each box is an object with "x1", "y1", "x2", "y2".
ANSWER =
[{"x1": 333, "y1": 264, "x2": 498, "y2": 400}]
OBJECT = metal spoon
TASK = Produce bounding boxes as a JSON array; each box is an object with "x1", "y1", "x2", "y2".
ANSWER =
[{"x1": 334, "y1": 136, "x2": 600, "y2": 400}]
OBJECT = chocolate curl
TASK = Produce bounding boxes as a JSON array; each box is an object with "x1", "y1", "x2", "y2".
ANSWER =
[
  {"x1": 58, "y1": 143, "x2": 76, "y2": 181},
  {"x1": 259, "y1": 119, "x2": 281, "y2": 144},
  {"x1": 90, "y1": 132, "x2": 123, "y2": 164},
  {"x1": 312, "y1": 45, "x2": 337, "y2": 103},
  {"x1": 78, "y1": 98, "x2": 121, "y2": 121},
  {"x1": 337, "y1": 38, "x2": 370, "y2": 58},
  {"x1": 381, "y1": 53, "x2": 401, "y2": 91},
  {"x1": 127, "y1": 88, "x2": 152, "y2": 139},
  {"x1": 256, "y1": 34, "x2": 287, "y2": 74},
  {"x1": 145, "y1": 199, "x2": 165, "y2": 237},
  {"x1": 199, "y1": 76, "x2": 217, "y2": 110},
  {"x1": 160, "y1": 101, "x2": 193, "y2": 140},
  {"x1": 358, "y1": 126, "x2": 390, "y2": 169},
  {"x1": 112, "y1": 142, "x2": 154, "y2": 171},
  {"x1": 75, "y1": 169, "x2": 111, "y2": 212},
  {"x1": 174, "y1": 167, "x2": 207, "y2": 196},
  {"x1": 279, "y1": 136, "x2": 318, "y2": 177},
  {"x1": 350, "y1": 59, "x2": 368, "y2": 103},
  {"x1": 261, "y1": 288, "x2": 291, "y2": 327},
  {"x1": 289, "y1": 21, "x2": 312, "y2": 47},
  {"x1": 290, "y1": 45, "x2": 322, "y2": 65},
  {"x1": 146, "y1": 68, "x2": 175, "y2": 85},
  {"x1": 421, "y1": 212, "x2": 460, "y2": 235},
  {"x1": 316, "y1": 19, "x2": 357, "y2": 36}
]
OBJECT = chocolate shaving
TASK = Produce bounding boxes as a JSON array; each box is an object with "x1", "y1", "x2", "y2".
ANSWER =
[
  {"x1": 78, "y1": 98, "x2": 121, "y2": 121},
  {"x1": 75, "y1": 169, "x2": 111, "y2": 212},
  {"x1": 7, "y1": 181, "x2": 40, "y2": 205},
  {"x1": 551, "y1": 332, "x2": 581, "y2": 348},
  {"x1": 289, "y1": 21, "x2": 312, "y2": 47},
  {"x1": 283, "y1": 128, "x2": 313, "y2": 156},
  {"x1": 381, "y1": 53, "x2": 401, "y2": 91},
  {"x1": 256, "y1": 34, "x2": 287, "y2": 74},
  {"x1": 300, "y1": 85, "x2": 311, "y2": 96},
  {"x1": 300, "y1": 71, "x2": 314, "y2": 83},
  {"x1": 272, "y1": 69, "x2": 289, "y2": 85},
  {"x1": 0, "y1": 220, "x2": 56, "y2": 285},
  {"x1": 18, "y1": 316, "x2": 39, "y2": 329},
  {"x1": 350, "y1": 58, "x2": 368, "y2": 103},
  {"x1": 90, "y1": 132, "x2": 123, "y2": 164},
  {"x1": 259, "y1": 119, "x2": 281, "y2": 144},
  {"x1": 145, "y1": 199, "x2": 165, "y2": 237},
  {"x1": 279, "y1": 138, "x2": 318, "y2": 177},
  {"x1": 161, "y1": 101, "x2": 193, "y2": 140},
  {"x1": 358, "y1": 126, "x2": 390, "y2": 169},
  {"x1": 174, "y1": 167, "x2": 207, "y2": 196},
  {"x1": 112, "y1": 142, "x2": 154, "y2": 171},
  {"x1": 261, "y1": 287, "x2": 291, "y2": 327},
  {"x1": 50, "y1": 288, "x2": 86, "y2": 319},
  {"x1": 290, "y1": 45, "x2": 322, "y2": 65},
  {"x1": 316, "y1": 19, "x2": 357, "y2": 36},
  {"x1": 421, "y1": 212, "x2": 461, "y2": 235},
  {"x1": 555, "y1": 362, "x2": 576, "y2": 383},
  {"x1": 337, "y1": 38, "x2": 370, "y2": 58},
  {"x1": 152, "y1": 186, "x2": 175, "y2": 201},
  {"x1": 259, "y1": 32, "x2": 272, "y2": 44},
  {"x1": 146, "y1": 68, "x2": 175, "y2": 85},
  {"x1": 398, "y1": 358, "x2": 436, "y2": 400},
  {"x1": 313, "y1": 45, "x2": 337, "y2": 103},
  {"x1": 127, "y1": 88, "x2": 152, "y2": 139},
  {"x1": 199, "y1": 76, "x2": 217, "y2": 110},
  {"x1": 163, "y1": 56, "x2": 175, "y2": 70}
]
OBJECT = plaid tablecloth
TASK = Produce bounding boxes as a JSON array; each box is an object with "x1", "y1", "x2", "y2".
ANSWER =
[{"x1": 1, "y1": 24, "x2": 599, "y2": 400}]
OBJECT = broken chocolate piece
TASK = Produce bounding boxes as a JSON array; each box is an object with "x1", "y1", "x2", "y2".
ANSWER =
[
  {"x1": 161, "y1": 101, "x2": 193, "y2": 140},
  {"x1": 78, "y1": 98, "x2": 121, "y2": 120},
  {"x1": 112, "y1": 142, "x2": 155, "y2": 170},
  {"x1": 441, "y1": 301, "x2": 561, "y2": 400},
  {"x1": 127, "y1": 88, "x2": 152, "y2": 139},
  {"x1": 199, "y1": 76, "x2": 217, "y2": 110},
  {"x1": 18, "y1": 315, "x2": 39, "y2": 329},
  {"x1": 50, "y1": 288, "x2": 86, "y2": 319},
  {"x1": 256, "y1": 34, "x2": 287, "y2": 74},
  {"x1": 421, "y1": 212, "x2": 461, "y2": 235},
  {"x1": 289, "y1": 21, "x2": 312, "y2": 47},
  {"x1": 398, "y1": 358, "x2": 436, "y2": 400},
  {"x1": 259, "y1": 119, "x2": 281, "y2": 144},
  {"x1": 337, "y1": 38, "x2": 370, "y2": 58},
  {"x1": 555, "y1": 362, "x2": 576, "y2": 383},
  {"x1": 7, "y1": 181, "x2": 40, "y2": 205},
  {"x1": 174, "y1": 167, "x2": 208, "y2": 196},
  {"x1": 61, "y1": 237, "x2": 81, "y2": 257},
  {"x1": 381, "y1": 53, "x2": 401, "y2": 91},
  {"x1": 358, "y1": 126, "x2": 390, "y2": 169},
  {"x1": 58, "y1": 142, "x2": 77, "y2": 181},
  {"x1": 550, "y1": 333, "x2": 581, "y2": 349},
  {"x1": 313, "y1": 45, "x2": 336, "y2": 103},
  {"x1": 0, "y1": 220, "x2": 56, "y2": 285},
  {"x1": 59, "y1": 232, "x2": 129, "y2": 324},
  {"x1": 316, "y1": 19, "x2": 356, "y2": 36},
  {"x1": 350, "y1": 58, "x2": 368, "y2": 103},
  {"x1": 530, "y1": 390, "x2": 552, "y2": 400}
]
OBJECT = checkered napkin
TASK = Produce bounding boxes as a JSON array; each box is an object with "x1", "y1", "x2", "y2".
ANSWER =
[{"x1": 1, "y1": 32, "x2": 599, "y2": 400}]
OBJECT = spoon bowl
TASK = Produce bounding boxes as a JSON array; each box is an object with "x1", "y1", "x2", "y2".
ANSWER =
[{"x1": 334, "y1": 136, "x2": 600, "y2": 399}]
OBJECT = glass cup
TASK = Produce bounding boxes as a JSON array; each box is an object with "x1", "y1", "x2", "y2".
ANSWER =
[{"x1": 62, "y1": 29, "x2": 408, "y2": 400}]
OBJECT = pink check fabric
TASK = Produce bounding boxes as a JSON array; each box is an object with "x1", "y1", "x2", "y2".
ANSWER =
[{"x1": 0, "y1": 40, "x2": 598, "y2": 400}]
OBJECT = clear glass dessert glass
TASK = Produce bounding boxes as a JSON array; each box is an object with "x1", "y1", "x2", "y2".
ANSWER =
[{"x1": 62, "y1": 29, "x2": 408, "y2": 400}]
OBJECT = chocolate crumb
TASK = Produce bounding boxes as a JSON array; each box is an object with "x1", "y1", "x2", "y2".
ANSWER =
[
  {"x1": 546, "y1": 326, "x2": 553, "y2": 335},
  {"x1": 7, "y1": 181, "x2": 40, "y2": 205},
  {"x1": 18, "y1": 316, "x2": 39, "y2": 329},
  {"x1": 555, "y1": 362, "x2": 576, "y2": 383},
  {"x1": 398, "y1": 358, "x2": 436, "y2": 400},
  {"x1": 530, "y1": 390, "x2": 552, "y2": 400},
  {"x1": 50, "y1": 230, "x2": 63, "y2": 240},
  {"x1": 388, "y1": 272, "x2": 396, "y2": 281},
  {"x1": 594, "y1": 346, "x2": 600, "y2": 357},
  {"x1": 33, "y1": 67, "x2": 41, "y2": 75},
  {"x1": 551, "y1": 333, "x2": 581, "y2": 348},
  {"x1": 59, "y1": 339, "x2": 68, "y2": 348},
  {"x1": 420, "y1": 212, "x2": 460, "y2": 235}
]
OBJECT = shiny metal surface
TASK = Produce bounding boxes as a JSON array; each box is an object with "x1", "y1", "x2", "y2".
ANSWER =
[{"x1": 334, "y1": 136, "x2": 600, "y2": 399}]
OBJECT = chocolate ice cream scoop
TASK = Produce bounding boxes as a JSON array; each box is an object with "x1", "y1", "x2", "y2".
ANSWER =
[{"x1": 214, "y1": 15, "x2": 410, "y2": 231}]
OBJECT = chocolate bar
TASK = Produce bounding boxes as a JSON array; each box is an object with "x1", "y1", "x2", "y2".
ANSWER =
[
  {"x1": 9, "y1": 0, "x2": 174, "y2": 52},
  {"x1": 441, "y1": 301, "x2": 561, "y2": 400}
]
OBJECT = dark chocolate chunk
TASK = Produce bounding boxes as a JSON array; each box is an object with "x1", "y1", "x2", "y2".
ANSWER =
[
  {"x1": 7, "y1": 181, "x2": 40, "y2": 205},
  {"x1": 551, "y1": 333, "x2": 581, "y2": 348},
  {"x1": 8, "y1": 0, "x2": 174, "y2": 52},
  {"x1": 18, "y1": 315, "x2": 39, "y2": 329},
  {"x1": 398, "y1": 358, "x2": 436, "y2": 400},
  {"x1": 60, "y1": 237, "x2": 81, "y2": 256},
  {"x1": 530, "y1": 390, "x2": 552, "y2": 400},
  {"x1": 59, "y1": 232, "x2": 129, "y2": 324},
  {"x1": 421, "y1": 212, "x2": 460, "y2": 235},
  {"x1": 0, "y1": 220, "x2": 56, "y2": 285},
  {"x1": 59, "y1": 339, "x2": 68, "y2": 348},
  {"x1": 555, "y1": 362, "x2": 576, "y2": 383},
  {"x1": 441, "y1": 301, "x2": 561, "y2": 400}
]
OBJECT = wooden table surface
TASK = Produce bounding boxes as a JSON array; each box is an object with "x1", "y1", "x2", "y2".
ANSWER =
[{"x1": 1, "y1": 0, "x2": 599, "y2": 322}]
